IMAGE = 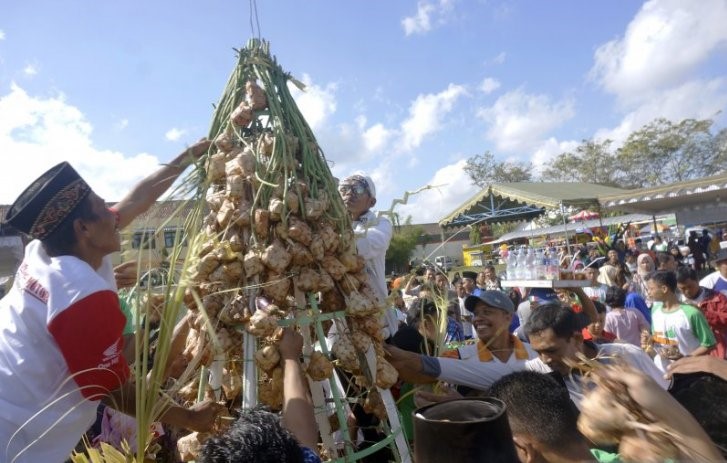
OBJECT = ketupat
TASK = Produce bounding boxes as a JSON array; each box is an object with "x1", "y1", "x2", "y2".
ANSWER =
[{"x1": 174, "y1": 39, "x2": 402, "y2": 460}]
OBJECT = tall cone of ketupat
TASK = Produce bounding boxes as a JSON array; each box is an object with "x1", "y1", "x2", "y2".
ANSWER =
[{"x1": 173, "y1": 39, "x2": 402, "y2": 461}]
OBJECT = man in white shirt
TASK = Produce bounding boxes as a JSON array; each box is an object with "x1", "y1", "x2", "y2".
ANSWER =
[
  {"x1": 700, "y1": 248, "x2": 727, "y2": 297},
  {"x1": 386, "y1": 302, "x2": 668, "y2": 408},
  {"x1": 582, "y1": 266, "x2": 609, "y2": 304},
  {"x1": 337, "y1": 173, "x2": 395, "y2": 339}
]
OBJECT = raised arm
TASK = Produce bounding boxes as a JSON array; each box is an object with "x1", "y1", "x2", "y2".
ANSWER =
[
  {"x1": 279, "y1": 328, "x2": 319, "y2": 452},
  {"x1": 114, "y1": 139, "x2": 211, "y2": 229}
]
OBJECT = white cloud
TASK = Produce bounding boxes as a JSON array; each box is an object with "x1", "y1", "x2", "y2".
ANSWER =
[
  {"x1": 477, "y1": 88, "x2": 575, "y2": 152},
  {"x1": 529, "y1": 137, "x2": 580, "y2": 173},
  {"x1": 363, "y1": 123, "x2": 395, "y2": 153},
  {"x1": 165, "y1": 127, "x2": 185, "y2": 141},
  {"x1": 395, "y1": 160, "x2": 480, "y2": 223},
  {"x1": 492, "y1": 51, "x2": 507, "y2": 65},
  {"x1": 0, "y1": 30, "x2": 5, "y2": 40},
  {"x1": 594, "y1": 77, "x2": 727, "y2": 147},
  {"x1": 479, "y1": 77, "x2": 501, "y2": 94},
  {"x1": 400, "y1": 83, "x2": 466, "y2": 151},
  {"x1": 115, "y1": 118, "x2": 129, "y2": 131},
  {"x1": 23, "y1": 65, "x2": 37, "y2": 76},
  {"x1": 288, "y1": 74, "x2": 337, "y2": 131},
  {"x1": 401, "y1": 0, "x2": 454, "y2": 36},
  {"x1": 591, "y1": 0, "x2": 727, "y2": 102},
  {"x1": 0, "y1": 84, "x2": 161, "y2": 204}
]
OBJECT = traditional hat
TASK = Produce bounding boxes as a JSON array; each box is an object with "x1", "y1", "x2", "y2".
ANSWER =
[
  {"x1": 462, "y1": 271, "x2": 478, "y2": 281},
  {"x1": 3, "y1": 162, "x2": 92, "y2": 240}
]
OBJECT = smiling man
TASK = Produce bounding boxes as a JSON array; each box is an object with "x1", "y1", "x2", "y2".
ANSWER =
[{"x1": 385, "y1": 290, "x2": 536, "y2": 391}]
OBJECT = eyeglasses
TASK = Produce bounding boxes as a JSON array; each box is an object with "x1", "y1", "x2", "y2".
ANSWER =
[{"x1": 338, "y1": 184, "x2": 368, "y2": 197}]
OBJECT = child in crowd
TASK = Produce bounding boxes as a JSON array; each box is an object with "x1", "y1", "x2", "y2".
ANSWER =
[{"x1": 603, "y1": 286, "x2": 650, "y2": 347}]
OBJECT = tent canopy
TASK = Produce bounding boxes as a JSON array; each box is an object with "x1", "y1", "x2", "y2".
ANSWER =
[
  {"x1": 485, "y1": 213, "x2": 659, "y2": 244},
  {"x1": 439, "y1": 182, "x2": 628, "y2": 228},
  {"x1": 599, "y1": 173, "x2": 727, "y2": 216}
]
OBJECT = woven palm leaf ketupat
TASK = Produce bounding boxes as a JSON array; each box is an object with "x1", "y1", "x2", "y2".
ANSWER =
[{"x1": 175, "y1": 39, "x2": 409, "y2": 461}]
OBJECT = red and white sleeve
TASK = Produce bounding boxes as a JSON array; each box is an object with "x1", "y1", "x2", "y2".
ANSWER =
[{"x1": 48, "y1": 290, "x2": 130, "y2": 400}]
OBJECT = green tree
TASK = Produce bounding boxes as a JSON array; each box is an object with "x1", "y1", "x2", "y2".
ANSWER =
[
  {"x1": 616, "y1": 118, "x2": 721, "y2": 188},
  {"x1": 385, "y1": 217, "x2": 423, "y2": 274},
  {"x1": 541, "y1": 139, "x2": 622, "y2": 186},
  {"x1": 469, "y1": 225, "x2": 481, "y2": 245},
  {"x1": 464, "y1": 151, "x2": 533, "y2": 188}
]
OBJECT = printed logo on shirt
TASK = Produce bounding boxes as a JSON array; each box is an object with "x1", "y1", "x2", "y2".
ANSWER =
[
  {"x1": 98, "y1": 338, "x2": 123, "y2": 370},
  {"x1": 17, "y1": 263, "x2": 50, "y2": 304}
]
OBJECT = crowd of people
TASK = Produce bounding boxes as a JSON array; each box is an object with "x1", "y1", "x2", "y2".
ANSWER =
[
  {"x1": 379, "y1": 231, "x2": 727, "y2": 461},
  {"x1": 2, "y1": 135, "x2": 727, "y2": 463}
]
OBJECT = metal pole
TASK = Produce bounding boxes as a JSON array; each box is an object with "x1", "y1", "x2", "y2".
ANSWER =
[{"x1": 561, "y1": 202, "x2": 571, "y2": 258}]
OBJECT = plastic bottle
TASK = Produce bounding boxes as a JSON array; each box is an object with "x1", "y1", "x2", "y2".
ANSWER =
[
  {"x1": 546, "y1": 247, "x2": 559, "y2": 280},
  {"x1": 534, "y1": 248, "x2": 546, "y2": 280},
  {"x1": 506, "y1": 250, "x2": 517, "y2": 280},
  {"x1": 516, "y1": 246, "x2": 527, "y2": 280},
  {"x1": 525, "y1": 247, "x2": 535, "y2": 279}
]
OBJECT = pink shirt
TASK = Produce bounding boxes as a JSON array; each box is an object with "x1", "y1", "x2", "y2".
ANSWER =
[{"x1": 604, "y1": 307, "x2": 650, "y2": 347}]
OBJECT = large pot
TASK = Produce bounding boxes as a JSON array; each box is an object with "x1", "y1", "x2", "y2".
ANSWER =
[{"x1": 413, "y1": 397, "x2": 518, "y2": 463}]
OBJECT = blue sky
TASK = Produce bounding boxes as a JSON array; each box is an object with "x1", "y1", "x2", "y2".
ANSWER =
[{"x1": 1, "y1": 0, "x2": 726, "y2": 223}]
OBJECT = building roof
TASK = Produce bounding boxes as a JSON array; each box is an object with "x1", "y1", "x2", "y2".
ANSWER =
[
  {"x1": 599, "y1": 172, "x2": 727, "y2": 215},
  {"x1": 439, "y1": 182, "x2": 628, "y2": 228}
]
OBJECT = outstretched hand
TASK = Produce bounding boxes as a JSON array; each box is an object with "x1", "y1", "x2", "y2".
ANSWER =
[{"x1": 185, "y1": 138, "x2": 212, "y2": 159}]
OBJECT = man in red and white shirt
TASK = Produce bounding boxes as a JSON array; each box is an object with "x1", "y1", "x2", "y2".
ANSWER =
[{"x1": 0, "y1": 139, "x2": 221, "y2": 463}]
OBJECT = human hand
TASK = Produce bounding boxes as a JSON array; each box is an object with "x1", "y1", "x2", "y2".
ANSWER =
[
  {"x1": 278, "y1": 328, "x2": 304, "y2": 361},
  {"x1": 184, "y1": 400, "x2": 225, "y2": 433},
  {"x1": 114, "y1": 261, "x2": 138, "y2": 289},
  {"x1": 665, "y1": 355, "x2": 727, "y2": 382},
  {"x1": 185, "y1": 138, "x2": 212, "y2": 159}
]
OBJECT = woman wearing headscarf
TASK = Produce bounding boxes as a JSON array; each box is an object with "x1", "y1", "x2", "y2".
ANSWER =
[{"x1": 629, "y1": 253, "x2": 655, "y2": 307}]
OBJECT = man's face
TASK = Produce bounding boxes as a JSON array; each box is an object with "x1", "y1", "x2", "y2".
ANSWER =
[
  {"x1": 718, "y1": 260, "x2": 727, "y2": 278},
  {"x1": 472, "y1": 302, "x2": 512, "y2": 342},
  {"x1": 585, "y1": 267, "x2": 598, "y2": 283},
  {"x1": 659, "y1": 255, "x2": 677, "y2": 272},
  {"x1": 608, "y1": 250, "x2": 619, "y2": 263},
  {"x1": 528, "y1": 328, "x2": 582, "y2": 376},
  {"x1": 339, "y1": 179, "x2": 374, "y2": 219},
  {"x1": 84, "y1": 192, "x2": 121, "y2": 256},
  {"x1": 647, "y1": 279, "x2": 669, "y2": 302},
  {"x1": 462, "y1": 277, "x2": 475, "y2": 294},
  {"x1": 677, "y1": 279, "x2": 700, "y2": 300},
  {"x1": 477, "y1": 271, "x2": 487, "y2": 285}
]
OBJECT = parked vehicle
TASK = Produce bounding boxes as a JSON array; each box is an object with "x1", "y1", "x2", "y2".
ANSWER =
[{"x1": 434, "y1": 255, "x2": 456, "y2": 271}]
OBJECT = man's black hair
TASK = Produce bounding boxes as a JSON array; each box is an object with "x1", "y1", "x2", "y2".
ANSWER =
[
  {"x1": 605, "y1": 286, "x2": 626, "y2": 308},
  {"x1": 655, "y1": 252, "x2": 674, "y2": 268},
  {"x1": 42, "y1": 195, "x2": 98, "y2": 256},
  {"x1": 490, "y1": 371, "x2": 581, "y2": 447},
  {"x1": 200, "y1": 406, "x2": 304, "y2": 463},
  {"x1": 675, "y1": 266, "x2": 699, "y2": 284},
  {"x1": 646, "y1": 270, "x2": 677, "y2": 293},
  {"x1": 592, "y1": 300, "x2": 608, "y2": 315},
  {"x1": 524, "y1": 302, "x2": 578, "y2": 339},
  {"x1": 671, "y1": 374, "x2": 727, "y2": 458}
]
